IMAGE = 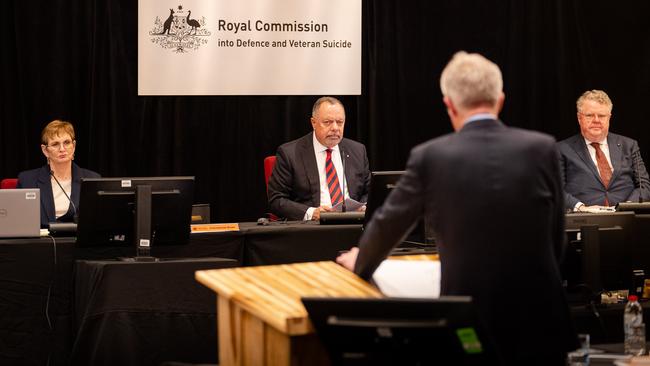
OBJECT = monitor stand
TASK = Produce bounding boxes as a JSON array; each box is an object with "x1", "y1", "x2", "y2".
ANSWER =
[{"x1": 117, "y1": 184, "x2": 160, "y2": 262}]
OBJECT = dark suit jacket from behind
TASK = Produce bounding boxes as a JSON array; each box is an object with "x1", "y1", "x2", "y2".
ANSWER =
[
  {"x1": 268, "y1": 133, "x2": 370, "y2": 220},
  {"x1": 17, "y1": 163, "x2": 100, "y2": 227},
  {"x1": 354, "y1": 119, "x2": 577, "y2": 365},
  {"x1": 557, "y1": 133, "x2": 650, "y2": 209}
]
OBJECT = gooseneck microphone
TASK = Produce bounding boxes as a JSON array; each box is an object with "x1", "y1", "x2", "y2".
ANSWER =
[
  {"x1": 340, "y1": 147, "x2": 347, "y2": 212},
  {"x1": 634, "y1": 147, "x2": 644, "y2": 203},
  {"x1": 50, "y1": 170, "x2": 78, "y2": 222}
]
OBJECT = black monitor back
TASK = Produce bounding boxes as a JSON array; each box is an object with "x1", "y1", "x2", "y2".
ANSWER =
[
  {"x1": 562, "y1": 223, "x2": 646, "y2": 300},
  {"x1": 363, "y1": 171, "x2": 404, "y2": 228},
  {"x1": 77, "y1": 177, "x2": 194, "y2": 247},
  {"x1": 363, "y1": 171, "x2": 434, "y2": 245},
  {"x1": 301, "y1": 296, "x2": 497, "y2": 366}
]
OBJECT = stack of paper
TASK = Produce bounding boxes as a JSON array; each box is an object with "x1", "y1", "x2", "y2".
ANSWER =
[{"x1": 372, "y1": 259, "x2": 441, "y2": 298}]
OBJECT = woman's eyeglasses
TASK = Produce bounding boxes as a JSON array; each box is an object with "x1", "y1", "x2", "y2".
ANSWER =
[{"x1": 45, "y1": 140, "x2": 74, "y2": 150}]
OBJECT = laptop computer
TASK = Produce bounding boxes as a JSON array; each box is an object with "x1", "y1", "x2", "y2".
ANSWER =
[{"x1": 0, "y1": 189, "x2": 41, "y2": 238}]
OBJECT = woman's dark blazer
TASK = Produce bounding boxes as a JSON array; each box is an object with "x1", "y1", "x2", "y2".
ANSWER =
[{"x1": 17, "y1": 163, "x2": 100, "y2": 227}]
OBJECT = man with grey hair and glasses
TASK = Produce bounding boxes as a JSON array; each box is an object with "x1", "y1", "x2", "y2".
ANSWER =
[{"x1": 558, "y1": 90, "x2": 650, "y2": 212}]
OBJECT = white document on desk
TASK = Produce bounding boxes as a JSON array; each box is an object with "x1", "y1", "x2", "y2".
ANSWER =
[
  {"x1": 331, "y1": 198, "x2": 365, "y2": 212},
  {"x1": 372, "y1": 259, "x2": 441, "y2": 298}
]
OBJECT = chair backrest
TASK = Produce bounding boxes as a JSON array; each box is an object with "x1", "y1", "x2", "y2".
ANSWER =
[
  {"x1": 1, "y1": 178, "x2": 18, "y2": 189},
  {"x1": 264, "y1": 156, "x2": 277, "y2": 193},
  {"x1": 263, "y1": 156, "x2": 280, "y2": 221}
]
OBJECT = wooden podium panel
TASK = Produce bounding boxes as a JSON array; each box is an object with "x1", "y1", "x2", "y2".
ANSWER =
[{"x1": 196, "y1": 261, "x2": 383, "y2": 366}]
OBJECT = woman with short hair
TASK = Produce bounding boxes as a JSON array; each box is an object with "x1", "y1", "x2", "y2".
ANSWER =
[{"x1": 17, "y1": 120, "x2": 100, "y2": 227}]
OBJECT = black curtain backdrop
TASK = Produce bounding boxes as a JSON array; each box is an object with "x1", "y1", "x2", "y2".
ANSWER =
[{"x1": 2, "y1": 1, "x2": 649, "y2": 222}]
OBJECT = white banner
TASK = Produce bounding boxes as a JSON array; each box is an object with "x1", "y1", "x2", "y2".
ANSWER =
[{"x1": 138, "y1": 0, "x2": 361, "y2": 95}]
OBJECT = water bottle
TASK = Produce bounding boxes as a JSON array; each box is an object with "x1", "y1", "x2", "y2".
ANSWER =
[{"x1": 624, "y1": 295, "x2": 646, "y2": 356}]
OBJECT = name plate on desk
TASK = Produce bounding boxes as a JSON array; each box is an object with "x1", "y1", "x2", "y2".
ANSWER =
[{"x1": 190, "y1": 223, "x2": 240, "y2": 233}]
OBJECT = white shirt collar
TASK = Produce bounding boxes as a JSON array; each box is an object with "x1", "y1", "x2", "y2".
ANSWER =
[
  {"x1": 312, "y1": 132, "x2": 339, "y2": 153},
  {"x1": 584, "y1": 136, "x2": 608, "y2": 147}
]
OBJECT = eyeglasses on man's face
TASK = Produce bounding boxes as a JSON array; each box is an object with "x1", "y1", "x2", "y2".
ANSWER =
[
  {"x1": 580, "y1": 112, "x2": 611, "y2": 121},
  {"x1": 45, "y1": 139, "x2": 74, "y2": 150},
  {"x1": 319, "y1": 119, "x2": 344, "y2": 127}
]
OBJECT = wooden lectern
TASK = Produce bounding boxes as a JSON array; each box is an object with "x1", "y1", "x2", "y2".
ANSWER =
[{"x1": 195, "y1": 261, "x2": 383, "y2": 366}]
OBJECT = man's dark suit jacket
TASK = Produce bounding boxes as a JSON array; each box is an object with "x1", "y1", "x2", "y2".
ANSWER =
[
  {"x1": 268, "y1": 133, "x2": 370, "y2": 220},
  {"x1": 354, "y1": 119, "x2": 577, "y2": 365},
  {"x1": 17, "y1": 163, "x2": 100, "y2": 227},
  {"x1": 557, "y1": 132, "x2": 650, "y2": 209}
]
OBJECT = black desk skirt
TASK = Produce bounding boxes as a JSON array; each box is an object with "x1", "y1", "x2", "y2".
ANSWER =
[
  {"x1": 0, "y1": 222, "x2": 362, "y2": 366},
  {"x1": 0, "y1": 237, "x2": 76, "y2": 366},
  {"x1": 72, "y1": 258, "x2": 237, "y2": 366},
  {"x1": 239, "y1": 221, "x2": 363, "y2": 265}
]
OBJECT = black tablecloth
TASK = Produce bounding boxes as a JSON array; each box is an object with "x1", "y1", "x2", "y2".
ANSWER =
[
  {"x1": 72, "y1": 258, "x2": 237, "y2": 366},
  {"x1": 0, "y1": 237, "x2": 76, "y2": 366},
  {"x1": 0, "y1": 222, "x2": 363, "y2": 366},
  {"x1": 239, "y1": 221, "x2": 363, "y2": 265}
]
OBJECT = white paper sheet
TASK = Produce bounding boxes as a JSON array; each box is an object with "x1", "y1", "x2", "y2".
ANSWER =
[
  {"x1": 331, "y1": 198, "x2": 365, "y2": 212},
  {"x1": 372, "y1": 259, "x2": 441, "y2": 298}
]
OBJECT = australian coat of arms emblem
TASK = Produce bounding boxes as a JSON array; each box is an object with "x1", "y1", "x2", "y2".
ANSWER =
[{"x1": 149, "y1": 5, "x2": 210, "y2": 52}]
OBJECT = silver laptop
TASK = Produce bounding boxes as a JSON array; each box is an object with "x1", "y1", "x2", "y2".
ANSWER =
[{"x1": 0, "y1": 189, "x2": 41, "y2": 238}]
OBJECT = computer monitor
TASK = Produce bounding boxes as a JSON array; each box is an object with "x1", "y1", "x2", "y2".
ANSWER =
[
  {"x1": 562, "y1": 212, "x2": 648, "y2": 301},
  {"x1": 363, "y1": 171, "x2": 404, "y2": 227},
  {"x1": 301, "y1": 296, "x2": 497, "y2": 365},
  {"x1": 563, "y1": 211, "x2": 637, "y2": 294},
  {"x1": 363, "y1": 171, "x2": 434, "y2": 246},
  {"x1": 77, "y1": 177, "x2": 194, "y2": 251},
  {"x1": 580, "y1": 226, "x2": 629, "y2": 292}
]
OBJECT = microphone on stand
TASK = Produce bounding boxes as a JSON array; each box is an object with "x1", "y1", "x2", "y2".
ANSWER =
[
  {"x1": 633, "y1": 147, "x2": 644, "y2": 203},
  {"x1": 340, "y1": 147, "x2": 347, "y2": 212},
  {"x1": 50, "y1": 170, "x2": 78, "y2": 223}
]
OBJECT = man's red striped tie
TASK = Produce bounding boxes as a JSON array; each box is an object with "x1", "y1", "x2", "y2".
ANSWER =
[{"x1": 325, "y1": 149, "x2": 343, "y2": 206}]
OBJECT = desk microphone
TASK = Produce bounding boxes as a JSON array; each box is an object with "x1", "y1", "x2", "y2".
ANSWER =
[
  {"x1": 340, "y1": 147, "x2": 347, "y2": 212},
  {"x1": 50, "y1": 170, "x2": 78, "y2": 223},
  {"x1": 633, "y1": 147, "x2": 644, "y2": 203}
]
